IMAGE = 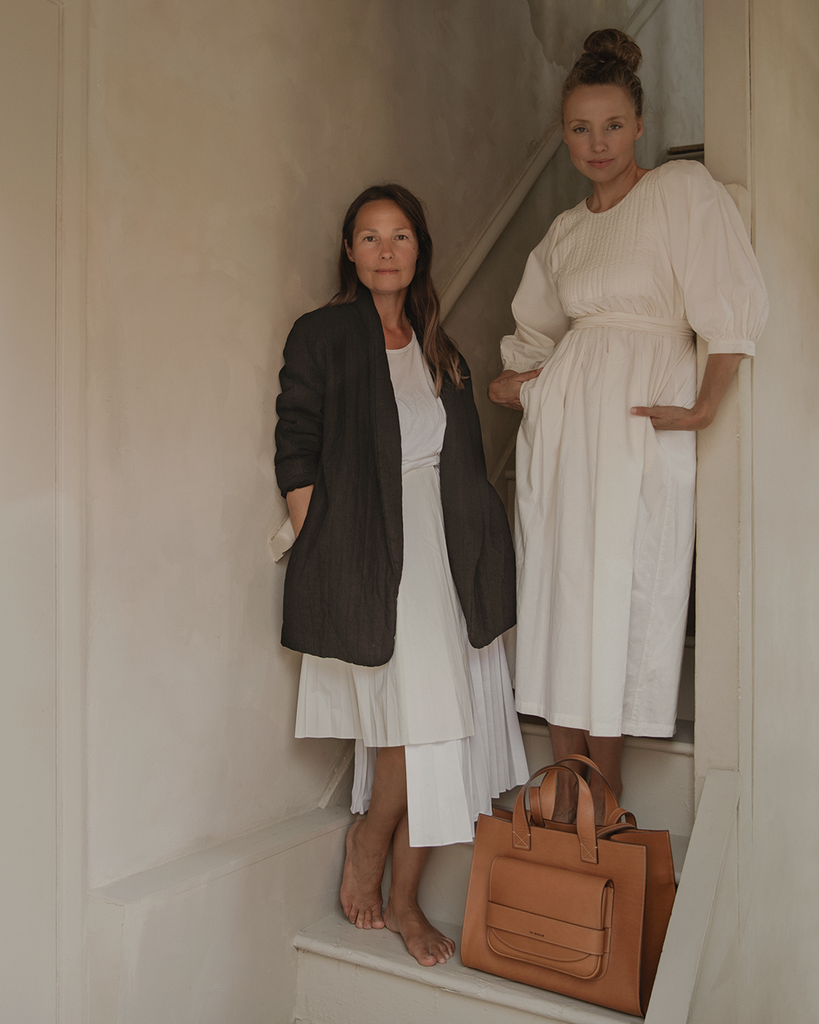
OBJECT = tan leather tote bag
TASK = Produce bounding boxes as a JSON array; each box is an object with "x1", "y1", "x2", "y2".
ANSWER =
[{"x1": 461, "y1": 757, "x2": 675, "y2": 1016}]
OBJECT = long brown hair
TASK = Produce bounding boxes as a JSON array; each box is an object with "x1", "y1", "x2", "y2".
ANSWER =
[
  {"x1": 329, "y1": 183, "x2": 463, "y2": 394},
  {"x1": 561, "y1": 28, "x2": 643, "y2": 118}
]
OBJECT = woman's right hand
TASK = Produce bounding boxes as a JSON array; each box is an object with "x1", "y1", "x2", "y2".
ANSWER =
[{"x1": 487, "y1": 368, "x2": 542, "y2": 411}]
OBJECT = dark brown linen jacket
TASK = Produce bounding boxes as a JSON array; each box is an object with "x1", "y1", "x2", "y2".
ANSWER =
[{"x1": 274, "y1": 289, "x2": 515, "y2": 666}]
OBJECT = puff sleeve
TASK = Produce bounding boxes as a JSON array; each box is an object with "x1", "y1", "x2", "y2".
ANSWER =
[
  {"x1": 500, "y1": 219, "x2": 572, "y2": 372},
  {"x1": 656, "y1": 161, "x2": 768, "y2": 356}
]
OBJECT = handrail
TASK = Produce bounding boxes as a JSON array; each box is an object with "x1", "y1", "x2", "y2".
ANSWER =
[{"x1": 644, "y1": 768, "x2": 741, "y2": 1023}]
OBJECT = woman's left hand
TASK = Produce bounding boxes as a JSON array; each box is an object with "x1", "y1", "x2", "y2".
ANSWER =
[
  {"x1": 631, "y1": 353, "x2": 745, "y2": 432},
  {"x1": 630, "y1": 404, "x2": 711, "y2": 431}
]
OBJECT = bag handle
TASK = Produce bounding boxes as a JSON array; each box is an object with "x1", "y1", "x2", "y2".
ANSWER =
[
  {"x1": 531, "y1": 754, "x2": 624, "y2": 826},
  {"x1": 551, "y1": 754, "x2": 624, "y2": 824},
  {"x1": 529, "y1": 786, "x2": 635, "y2": 830},
  {"x1": 513, "y1": 764, "x2": 599, "y2": 864},
  {"x1": 603, "y1": 807, "x2": 637, "y2": 828},
  {"x1": 528, "y1": 784, "x2": 547, "y2": 828},
  {"x1": 597, "y1": 817, "x2": 639, "y2": 839}
]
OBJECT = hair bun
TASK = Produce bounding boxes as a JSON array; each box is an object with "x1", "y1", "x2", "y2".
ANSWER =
[{"x1": 583, "y1": 28, "x2": 642, "y2": 73}]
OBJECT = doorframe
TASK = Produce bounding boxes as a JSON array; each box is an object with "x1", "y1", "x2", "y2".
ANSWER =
[{"x1": 697, "y1": 0, "x2": 755, "y2": 934}]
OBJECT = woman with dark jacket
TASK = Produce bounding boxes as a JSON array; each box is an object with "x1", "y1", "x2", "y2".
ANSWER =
[{"x1": 275, "y1": 183, "x2": 527, "y2": 966}]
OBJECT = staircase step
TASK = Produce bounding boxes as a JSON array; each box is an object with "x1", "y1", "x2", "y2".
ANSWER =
[{"x1": 295, "y1": 910, "x2": 643, "y2": 1024}]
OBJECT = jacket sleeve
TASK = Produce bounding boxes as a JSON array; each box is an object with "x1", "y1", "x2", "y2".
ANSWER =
[{"x1": 275, "y1": 314, "x2": 327, "y2": 497}]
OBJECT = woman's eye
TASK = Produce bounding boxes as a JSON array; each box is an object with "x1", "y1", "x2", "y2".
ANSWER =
[
  {"x1": 607, "y1": 123, "x2": 622, "y2": 131},
  {"x1": 573, "y1": 126, "x2": 587, "y2": 134}
]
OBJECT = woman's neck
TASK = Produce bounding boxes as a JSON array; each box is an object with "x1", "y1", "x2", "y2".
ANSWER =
[
  {"x1": 371, "y1": 290, "x2": 413, "y2": 349},
  {"x1": 587, "y1": 161, "x2": 649, "y2": 213}
]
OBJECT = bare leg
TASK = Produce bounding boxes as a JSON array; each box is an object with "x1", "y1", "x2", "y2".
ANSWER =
[
  {"x1": 340, "y1": 746, "x2": 407, "y2": 929},
  {"x1": 383, "y1": 812, "x2": 455, "y2": 967}
]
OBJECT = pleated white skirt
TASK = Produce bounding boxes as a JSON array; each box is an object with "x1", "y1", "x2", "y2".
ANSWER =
[{"x1": 296, "y1": 465, "x2": 528, "y2": 847}]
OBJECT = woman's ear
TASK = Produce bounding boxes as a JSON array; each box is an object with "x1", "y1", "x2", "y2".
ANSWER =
[
  {"x1": 635, "y1": 116, "x2": 643, "y2": 141},
  {"x1": 344, "y1": 242, "x2": 355, "y2": 262}
]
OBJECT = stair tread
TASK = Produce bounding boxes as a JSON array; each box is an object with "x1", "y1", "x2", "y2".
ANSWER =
[{"x1": 296, "y1": 909, "x2": 643, "y2": 1023}]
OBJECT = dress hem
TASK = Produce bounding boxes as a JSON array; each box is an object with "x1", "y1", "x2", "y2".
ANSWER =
[{"x1": 514, "y1": 703, "x2": 676, "y2": 739}]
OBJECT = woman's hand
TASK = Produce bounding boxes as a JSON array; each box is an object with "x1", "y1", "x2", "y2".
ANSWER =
[
  {"x1": 487, "y1": 368, "x2": 542, "y2": 411},
  {"x1": 631, "y1": 353, "x2": 744, "y2": 432},
  {"x1": 630, "y1": 404, "x2": 712, "y2": 431}
]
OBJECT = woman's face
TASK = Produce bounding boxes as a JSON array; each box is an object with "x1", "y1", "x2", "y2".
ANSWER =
[
  {"x1": 345, "y1": 199, "x2": 419, "y2": 299},
  {"x1": 562, "y1": 84, "x2": 643, "y2": 184}
]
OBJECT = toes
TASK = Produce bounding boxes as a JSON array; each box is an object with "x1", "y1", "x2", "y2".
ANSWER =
[
  {"x1": 349, "y1": 901, "x2": 383, "y2": 929},
  {"x1": 432, "y1": 941, "x2": 454, "y2": 964}
]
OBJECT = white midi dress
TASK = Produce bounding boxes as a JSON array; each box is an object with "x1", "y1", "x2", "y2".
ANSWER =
[
  {"x1": 503, "y1": 160, "x2": 768, "y2": 738},
  {"x1": 296, "y1": 333, "x2": 528, "y2": 845}
]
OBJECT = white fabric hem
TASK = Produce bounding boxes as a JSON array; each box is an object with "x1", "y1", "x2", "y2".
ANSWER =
[
  {"x1": 351, "y1": 632, "x2": 529, "y2": 847},
  {"x1": 513, "y1": 702, "x2": 678, "y2": 739}
]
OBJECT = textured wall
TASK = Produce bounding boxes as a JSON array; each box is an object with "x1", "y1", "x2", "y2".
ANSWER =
[{"x1": 0, "y1": 3, "x2": 59, "y2": 1018}]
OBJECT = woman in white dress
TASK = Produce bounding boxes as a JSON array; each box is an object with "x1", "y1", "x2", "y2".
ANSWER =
[
  {"x1": 488, "y1": 29, "x2": 768, "y2": 816},
  {"x1": 276, "y1": 184, "x2": 527, "y2": 965}
]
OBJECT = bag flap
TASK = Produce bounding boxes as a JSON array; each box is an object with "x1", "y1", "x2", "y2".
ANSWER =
[
  {"x1": 486, "y1": 902, "x2": 609, "y2": 958},
  {"x1": 489, "y1": 856, "x2": 611, "y2": 930}
]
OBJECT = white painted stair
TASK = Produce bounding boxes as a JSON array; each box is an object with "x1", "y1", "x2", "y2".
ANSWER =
[
  {"x1": 294, "y1": 701, "x2": 696, "y2": 1024},
  {"x1": 295, "y1": 912, "x2": 643, "y2": 1024}
]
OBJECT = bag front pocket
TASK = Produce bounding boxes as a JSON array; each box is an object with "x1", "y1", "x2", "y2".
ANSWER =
[{"x1": 486, "y1": 857, "x2": 614, "y2": 980}]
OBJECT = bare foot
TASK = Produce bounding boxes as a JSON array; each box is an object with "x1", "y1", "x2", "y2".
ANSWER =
[
  {"x1": 340, "y1": 820, "x2": 386, "y2": 929},
  {"x1": 383, "y1": 898, "x2": 455, "y2": 966}
]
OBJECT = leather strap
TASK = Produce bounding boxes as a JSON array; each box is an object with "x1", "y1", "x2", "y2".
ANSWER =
[
  {"x1": 513, "y1": 764, "x2": 598, "y2": 863},
  {"x1": 553, "y1": 754, "x2": 621, "y2": 821},
  {"x1": 528, "y1": 785, "x2": 546, "y2": 827}
]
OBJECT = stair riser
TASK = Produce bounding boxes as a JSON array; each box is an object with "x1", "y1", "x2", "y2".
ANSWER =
[{"x1": 296, "y1": 950, "x2": 618, "y2": 1024}]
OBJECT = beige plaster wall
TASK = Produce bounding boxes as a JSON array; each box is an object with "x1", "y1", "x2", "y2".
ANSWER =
[
  {"x1": 85, "y1": 0, "x2": 561, "y2": 888},
  {"x1": 742, "y1": 0, "x2": 819, "y2": 1018},
  {"x1": 0, "y1": 2, "x2": 60, "y2": 1019}
]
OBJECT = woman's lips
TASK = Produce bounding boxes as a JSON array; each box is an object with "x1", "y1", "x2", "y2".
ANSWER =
[{"x1": 588, "y1": 159, "x2": 614, "y2": 168}]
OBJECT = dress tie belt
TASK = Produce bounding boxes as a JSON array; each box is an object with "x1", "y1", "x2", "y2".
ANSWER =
[{"x1": 570, "y1": 313, "x2": 693, "y2": 339}]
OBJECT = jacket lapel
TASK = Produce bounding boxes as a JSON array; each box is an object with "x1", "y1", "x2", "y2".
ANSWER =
[{"x1": 356, "y1": 291, "x2": 403, "y2": 574}]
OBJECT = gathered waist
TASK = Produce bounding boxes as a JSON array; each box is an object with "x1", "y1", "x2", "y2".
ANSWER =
[{"x1": 570, "y1": 313, "x2": 693, "y2": 339}]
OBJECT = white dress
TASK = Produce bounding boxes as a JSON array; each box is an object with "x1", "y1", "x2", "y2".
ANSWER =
[
  {"x1": 502, "y1": 161, "x2": 768, "y2": 737},
  {"x1": 297, "y1": 333, "x2": 528, "y2": 845}
]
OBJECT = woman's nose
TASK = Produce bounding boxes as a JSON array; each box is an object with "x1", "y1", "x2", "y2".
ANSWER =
[{"x1": 379, "y1": 243, "x2": 394, "y2": 259}]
